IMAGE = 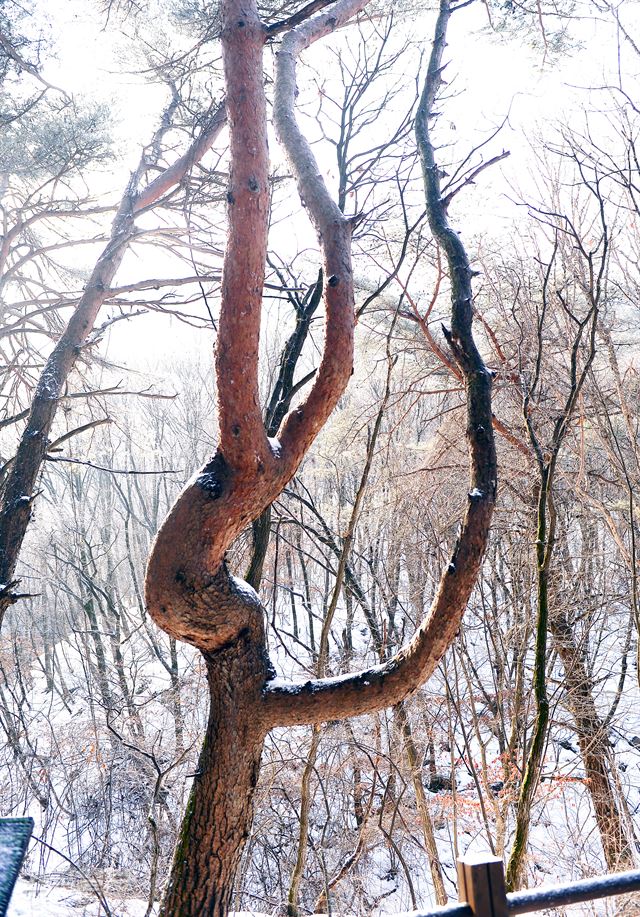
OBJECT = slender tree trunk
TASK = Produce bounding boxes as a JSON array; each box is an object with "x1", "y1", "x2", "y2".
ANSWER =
[
  {"x1": 169, "y1": 638, "x2": 185, "y2": 754},
  {"x1": 505, "y1": 474, "x2": 553, "y2": 891},
  {"x1": 395, "y1": 701, "x2": 447, "y2": 905},
  {"x1": 287, "y1": 725, "x2": 322, "y2": 917}
]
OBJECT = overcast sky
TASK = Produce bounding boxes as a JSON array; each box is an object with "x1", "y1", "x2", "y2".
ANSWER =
[{"x1": 31, "y1": 0, "x2": 640, "y2": 366}]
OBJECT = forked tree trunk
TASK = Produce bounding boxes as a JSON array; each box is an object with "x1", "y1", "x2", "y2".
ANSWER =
[{"x1": 148, "y1": 1, "x2": 496, "y2": 914}]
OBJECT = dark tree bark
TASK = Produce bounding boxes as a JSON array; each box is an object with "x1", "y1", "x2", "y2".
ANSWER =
[
  {"x1": 246, "y1": 271, "x2": 323, "y2": 591},
  {"x1": 158, "y1": 614, "x2": 272, "y2": 917}
]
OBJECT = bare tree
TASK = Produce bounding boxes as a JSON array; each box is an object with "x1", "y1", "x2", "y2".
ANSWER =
[{"x1": 0, "y1": 83, "x2": 228, "y2": 619}]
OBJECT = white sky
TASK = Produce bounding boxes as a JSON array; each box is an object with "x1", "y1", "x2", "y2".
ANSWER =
[
  {"x1": 28, "y1": 0, "x2": 640, "y2": 368},
  {"x1": 37, "y1": 0, "x2": 636, "y2": 192}
]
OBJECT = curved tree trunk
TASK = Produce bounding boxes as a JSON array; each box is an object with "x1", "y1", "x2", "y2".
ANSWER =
[{"x1": 146, "y1": 1, "x2": 496, "y2": 914}]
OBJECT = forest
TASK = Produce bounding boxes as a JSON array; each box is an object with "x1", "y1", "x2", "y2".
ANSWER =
[{"x1": 1, "y1": 0, "x2": 640, "y2": 914}]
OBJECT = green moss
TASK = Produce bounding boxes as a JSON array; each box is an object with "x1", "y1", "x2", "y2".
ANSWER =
[{"x1": 174, "y1": 777, "x2": 198, "y2": 868}]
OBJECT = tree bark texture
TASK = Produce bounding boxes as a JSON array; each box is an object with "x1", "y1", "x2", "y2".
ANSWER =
[{"x1": 159, "y1": 628, "x2": 271, "y2": 917}]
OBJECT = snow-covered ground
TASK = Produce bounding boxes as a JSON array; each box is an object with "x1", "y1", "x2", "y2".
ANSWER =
[{"x1": 8, "y1": 881, "x2": 151, "y2": 917}]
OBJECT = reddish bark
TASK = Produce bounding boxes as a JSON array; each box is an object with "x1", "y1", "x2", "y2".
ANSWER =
[
  {"x1": 145, "y1": 2, "x2": 496, "y2": 913},
  {"x1": 145, "y1": 0, "x2": 370, "y2": 653},
  {"x1": 551, "y1": 610, "x2": 635, "y2": 871},
  {"x1": 217, "y1": 5, "x2": 271, "y2": 476},
  {"x1": 158, "y1": 622, "x2": 272, "y2": 917}
]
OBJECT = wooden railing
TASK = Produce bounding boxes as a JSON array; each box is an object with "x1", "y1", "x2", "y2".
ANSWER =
[
  {"x1": 2, "y1": 836, "x2": 640, "y2": 915},
  {"x1": 414, "y1": 856, "x2": 640, "y2": 917}
]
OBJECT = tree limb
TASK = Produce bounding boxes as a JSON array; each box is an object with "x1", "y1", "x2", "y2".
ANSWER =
[
  {"x1": 274, "y1": 0, "x2": 371, "y2": 475},
  {"x1": 263, "y1": 0, "x2": 497, "y2": 728},
  {"x1": 0, "y1": 88, "x2": 227, "y2": 620}
]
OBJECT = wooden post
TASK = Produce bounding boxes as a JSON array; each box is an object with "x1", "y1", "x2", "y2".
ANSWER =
[{"x1": 457, "y1": 855, "x2": 509, "y2": 917}]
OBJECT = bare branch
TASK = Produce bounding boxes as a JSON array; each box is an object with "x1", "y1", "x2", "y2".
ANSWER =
[
  {"x1": 45, "y1": 456, "x2": 181, "y2": 475},
  {"x1": 0, "y1": 85, "x2": 227, "y2": 619},
  {"x1": 264, "y1": 0, "x2": 497, "y2": 727},
  {"x1": 441, "y1": 149, "x2": 510, "y2": 209},
  {"x1": 274, "y1": 0, "x2": 372, "y2": 474},
  {"x1": 0, "y1": 29, "x2": 71, "y2": 100},
  {"x1": 266, "y1": 0, "x2": 338, "y2": 35},
  {"x1": 47, "y1": 418, "x2": 112, "y2": 452}
]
